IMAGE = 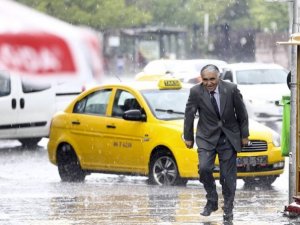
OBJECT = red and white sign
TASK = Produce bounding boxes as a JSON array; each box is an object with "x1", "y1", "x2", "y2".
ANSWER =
[{"x1": 0, "y1": 32, "x2": 76, "y2": 75}]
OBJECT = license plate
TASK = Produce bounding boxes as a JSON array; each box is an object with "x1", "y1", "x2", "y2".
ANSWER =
[{"x1": 236, "y1": 156, "x2": 267, "y2": 167}]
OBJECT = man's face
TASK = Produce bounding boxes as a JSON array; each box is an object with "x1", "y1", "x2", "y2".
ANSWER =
[{"x1": 201, "y1": 70, "x2": 219, "y2": 92}]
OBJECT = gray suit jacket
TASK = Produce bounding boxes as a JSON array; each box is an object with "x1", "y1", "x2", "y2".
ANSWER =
[{"x1": 184, "y1": 80, "x2": 249, "y2": 152}]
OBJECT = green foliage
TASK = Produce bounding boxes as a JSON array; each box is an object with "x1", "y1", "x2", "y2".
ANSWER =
[
  {"x1": 217, "y1": 0, "x2": 254, "y2": 28},
  {"x1": 134, "y1": 0, "x2": 230, "y2": 27},
  {"x1": 250, "y1": 0, "x2": 289, "y2": 32},
  {"x1": 15, "y1": 0, "x2": 288, "y2": 32},
  {"x1": 16, "y1": 0, "x2": 152, "y2": 30}
]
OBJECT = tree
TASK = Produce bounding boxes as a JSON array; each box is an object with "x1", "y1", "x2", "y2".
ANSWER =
[
  {"x1": 15, "y1": 0, "x2": 289, "y2": 61},
  {"x1": 16, "y1": 0, "x2": 152, "y2": 30},
  {"x1": 16, "y1": 0, "x2": 288, "y2": 32},
  {"x1": 250, "y1": 0, "x2": 289, "y2": 32}
]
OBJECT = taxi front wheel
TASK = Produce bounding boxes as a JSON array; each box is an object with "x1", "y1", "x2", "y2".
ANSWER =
[
  {"x1": 57, "y1": 144, "x2": 86, "y2": 182},
  {"x1": 149, "y1": 153, "x2": 186, "y2": 186}
]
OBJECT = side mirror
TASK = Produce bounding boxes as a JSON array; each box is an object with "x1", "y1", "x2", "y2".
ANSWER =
[
  {"x1": 287, "y1": 71, "x2": 291, "y2": 90},
  {"x1": 123, "y1": 109, "x2": 146, "y2": 122}
]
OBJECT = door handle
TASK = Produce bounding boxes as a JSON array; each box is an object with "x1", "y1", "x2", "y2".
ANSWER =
[
  {"x1": 106, "y1": 125, "x2": 116, "y2": 129},
  {"x1": 72, "y1": 121, "x2": 80, "y2": 125},
  {"x1": 11, "y1": 98, "x2": 16, "y2": 109},
  {"x1": 20, "y1": 98, "x2": 25, "y2": 109}
]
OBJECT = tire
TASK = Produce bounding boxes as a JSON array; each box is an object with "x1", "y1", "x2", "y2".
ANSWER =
[
  {"x1": 243, "y1": 176, "x2": 277, "y2": 187},
  {"x1": 57, "y1": 144, "x2": 86, "y2": 182},
  {"x1": 149, "y1": 152, "x2": 181, "y2": 186},
  {"x1": 19, "y1": 138, "x2": 42, "y2": 148}
]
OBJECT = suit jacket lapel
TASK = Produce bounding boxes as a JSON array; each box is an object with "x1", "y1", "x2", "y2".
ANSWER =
[{"x1": 219, "y1": 81, "x2": 227, "y2": 116}]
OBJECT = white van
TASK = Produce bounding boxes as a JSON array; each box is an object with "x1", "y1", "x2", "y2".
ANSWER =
[
  {"x1": 0, "y1": 68, "x2": 99, "y2": 147},
  {"x1": 0, "y1": 1, "x2": 104, "y2": 146},
  {"x1": 221, "y1": 63, "x2": 290, "y2": 122},
  {"x1": 0, "y1": 71, "x2": 58, "y2": 146}
]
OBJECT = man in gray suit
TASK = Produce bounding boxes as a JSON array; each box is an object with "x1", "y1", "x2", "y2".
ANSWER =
[{"x1": 183, "y1": 64, "x2": 249, "y2": 223}]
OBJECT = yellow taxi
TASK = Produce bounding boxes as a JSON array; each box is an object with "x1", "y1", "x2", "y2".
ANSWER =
[{"x1": 47, "y1": 79, "x2": 284, "y2": 186}]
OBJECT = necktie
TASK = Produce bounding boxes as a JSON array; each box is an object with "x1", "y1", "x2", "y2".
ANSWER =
[{"x1": 210, "y1": 91, "x2": 220, "y2": 119}]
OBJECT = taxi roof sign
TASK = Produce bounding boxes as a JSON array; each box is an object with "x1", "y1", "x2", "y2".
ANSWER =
[{"x1": 158, "y1": 78, "x2": 182, "y2": 90}]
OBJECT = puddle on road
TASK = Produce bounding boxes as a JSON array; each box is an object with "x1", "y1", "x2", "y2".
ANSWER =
[{"x1": 0, "y1": 139, "x2": 297, "y2": 224}]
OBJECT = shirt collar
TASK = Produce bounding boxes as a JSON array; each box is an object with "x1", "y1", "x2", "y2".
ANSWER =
[
  {"x1": 208, "y1": 85, "x2": 219, "y2": 94},
  {"x1": 215, "y1": 85, "x2": 219, "y2": 94}
]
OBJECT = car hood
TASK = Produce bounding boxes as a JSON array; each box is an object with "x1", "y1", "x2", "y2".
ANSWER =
[
  {"x1": 248, "y1": 118, "x2": 272, "y2": 132},
  {"x1": 165, "y1": 119, "x2": 184, "y2": 128},
  {"x1": 238, "y1": 84, "x2": 290, "y2": 101}
]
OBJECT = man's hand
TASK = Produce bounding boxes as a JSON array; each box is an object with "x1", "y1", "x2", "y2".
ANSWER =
[
  {"x1": 184, "y1": 140, "x2": 194, "y2": 149},
  {"x1": 242, "y1": 137, "x2": 250, "y2": 146}
]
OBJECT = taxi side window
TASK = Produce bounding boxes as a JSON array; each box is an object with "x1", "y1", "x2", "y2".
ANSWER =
[
  {"x1": 112, "y1": 90, "x2": 141, "y2": 117},
  {"x1": 73, "y1": 89, "x2": 112, "y2": 115},
  {"x1": 0, "y1": 71, "x2": 10, "y2": 97}
]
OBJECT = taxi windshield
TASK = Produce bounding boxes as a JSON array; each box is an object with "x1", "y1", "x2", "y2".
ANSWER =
[{"x1": 142, "y1": 88, "x2": 189, "y2": 120}]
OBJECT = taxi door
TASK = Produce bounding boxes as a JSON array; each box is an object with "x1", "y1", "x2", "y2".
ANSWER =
[
  {"x1": 68, "y1": 89, "x2": 112, "y2": 169},
  {"x1": 104, "y1": 89, "x2": 146, "y2": 173}
]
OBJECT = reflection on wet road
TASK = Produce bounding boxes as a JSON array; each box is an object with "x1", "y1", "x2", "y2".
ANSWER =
[{"x1": 0, "y1": 139, "x2": 297, "y2": 224}]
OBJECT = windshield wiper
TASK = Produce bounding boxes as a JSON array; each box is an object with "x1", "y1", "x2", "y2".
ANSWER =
[{"x1": 155, "y1": 108, "x2": 185, "y2": 115}]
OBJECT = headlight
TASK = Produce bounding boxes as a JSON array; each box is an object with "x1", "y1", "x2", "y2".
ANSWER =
[{"x1": 271, "y1": 129, "x2": 281, "y2": 147}]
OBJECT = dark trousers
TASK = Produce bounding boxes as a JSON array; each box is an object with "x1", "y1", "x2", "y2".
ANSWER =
[{"x1": 198, "y1": 134, "x2": 237, "y2": 210}]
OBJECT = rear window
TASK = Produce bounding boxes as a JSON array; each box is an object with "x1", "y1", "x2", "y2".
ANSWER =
[
  {"x1": 236, "y1": 69, "x2": 287, "y2": 85},
  {"x1": 73, "y1": 89, "x2": 112, "y2": 115}
]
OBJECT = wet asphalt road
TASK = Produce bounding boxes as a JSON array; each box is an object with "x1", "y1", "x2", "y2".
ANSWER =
[{"x1": 0, "y1": 138, "x2": 298, "y2": 225}]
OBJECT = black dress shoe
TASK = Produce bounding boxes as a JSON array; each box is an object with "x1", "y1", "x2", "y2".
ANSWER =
[{"x1": 200, "y1": 201, "x2": 218, "y2": 216}]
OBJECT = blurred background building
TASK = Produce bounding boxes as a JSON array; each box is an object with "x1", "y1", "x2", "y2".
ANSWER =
[{"x1": 10, "y1": 0, "x2": 293, "y2": 76}]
